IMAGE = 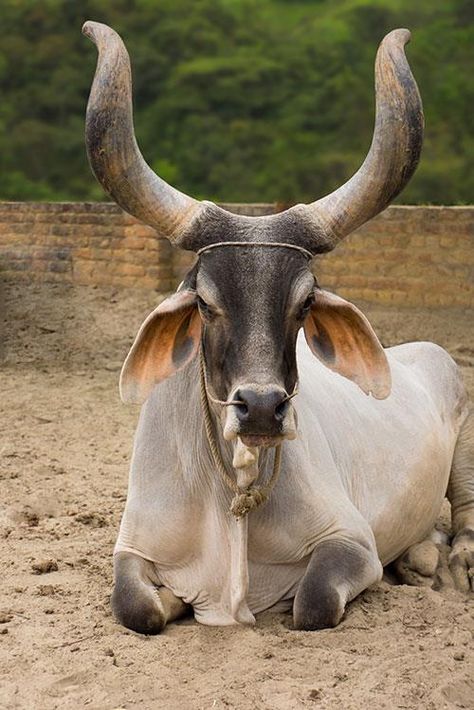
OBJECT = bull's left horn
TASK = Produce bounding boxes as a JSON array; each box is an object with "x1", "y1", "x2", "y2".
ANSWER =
[
  {"x1": 292, "y1": 29, "x2": 424, "y2": 250},
  {"x1": 83, "y1": 21, "x2": 208, "y2": 246}
]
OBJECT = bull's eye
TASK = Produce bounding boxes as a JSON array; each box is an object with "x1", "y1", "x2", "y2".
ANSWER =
[
  {"x1": 298, "y1": 293, "x2": 314, "y2": 320},
  {"x1": 197, "y1": 295, "x2": 214, "y2": 321}
]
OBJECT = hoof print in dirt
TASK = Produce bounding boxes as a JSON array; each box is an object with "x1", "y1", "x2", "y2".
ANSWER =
[
  {"x1": 75, "y1": 512, "x2": 107, "y2": 528},
  {"x1": 20, "y1": 508, "x2": 40, "y2": 527},
  {"x1": 31, "y1": 559, "x2": 58, "y2": 575}
]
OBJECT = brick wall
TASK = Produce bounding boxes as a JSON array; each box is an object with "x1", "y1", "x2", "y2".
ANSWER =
[
  {"x1": 316, "y1": 206, "x2": 474, "y2": 307},
  {"x1": 0, "y1": 202, "x2": 174, "y2": 291},
  {"x1": 0, "y1": 202, "x2": 472, "y2": 307}
]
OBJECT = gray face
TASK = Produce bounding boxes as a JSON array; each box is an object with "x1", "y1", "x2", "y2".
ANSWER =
[{"x1": 194, "y1": 246, "x2": 315, "y2": 446}]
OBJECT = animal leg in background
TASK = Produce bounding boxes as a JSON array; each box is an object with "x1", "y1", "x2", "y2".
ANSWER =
[
  {"x1": 293, "y1": 526, "x2": 382, "y2": 630},
  {"x1": 447, "y1": 409, "x2": 474, "y2": 593},
  {"x1": 112, "y1": 551, "x2": 189, "y2": 634},
  {"x1": 392, "y1": 534, "x2": 446, "y2": 588}
]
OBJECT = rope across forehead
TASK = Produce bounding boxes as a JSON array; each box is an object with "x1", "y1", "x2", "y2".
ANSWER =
[{"x1": 197, "y1": 241, "x2": 314, "y2": 260}]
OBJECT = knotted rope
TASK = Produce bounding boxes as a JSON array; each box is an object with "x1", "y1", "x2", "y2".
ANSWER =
[{"x1": 199, "y1": 348, "x2": 282, "y2": 518}]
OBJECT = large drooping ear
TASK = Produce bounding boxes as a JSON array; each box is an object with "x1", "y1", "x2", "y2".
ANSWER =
[
  {"x1": 303, "y1": 289, "x2": 391, "y2": 399},
  {"x1": 120, "y1": 289, "x2": 202, "y2": 404}
]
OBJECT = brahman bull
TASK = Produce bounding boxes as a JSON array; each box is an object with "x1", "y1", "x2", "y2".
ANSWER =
[{"x1": 83, "y1": 21, "x2": 474, "y2": 633}]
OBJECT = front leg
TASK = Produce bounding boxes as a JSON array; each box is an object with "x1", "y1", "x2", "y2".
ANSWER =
[
  {"x1": 112, "y1": 551, "x2": 189, "y2": 634},
  {"x1": 293, "y1": 536, "x2": 382, "y2": 630}
]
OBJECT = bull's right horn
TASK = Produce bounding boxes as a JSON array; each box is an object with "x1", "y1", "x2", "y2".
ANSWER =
[
  {"x1": 83, "y1": 21, "x2": 209, "y2": 247},
  {"x1": 292, "y1": 29, "x2": 424, "y2": 251}
]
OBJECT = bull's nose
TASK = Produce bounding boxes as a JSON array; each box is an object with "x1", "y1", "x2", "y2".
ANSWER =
[{"x1": 234, "y1": 387, "x2": 289, "y2": 431}]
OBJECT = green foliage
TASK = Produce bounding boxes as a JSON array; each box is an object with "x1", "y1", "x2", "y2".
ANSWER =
[{"x1": 0, "y1": 0, "x2": 472, "y2": 203}]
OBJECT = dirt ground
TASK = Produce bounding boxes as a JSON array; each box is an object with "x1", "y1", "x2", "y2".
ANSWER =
[{"x1": 0, "y1": 281, "x2": 473, "y2": 710}]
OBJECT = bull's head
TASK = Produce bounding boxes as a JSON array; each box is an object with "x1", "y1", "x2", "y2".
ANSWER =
[{"x1": 83, "y1": 22, "x2": 423, "y2": 448}]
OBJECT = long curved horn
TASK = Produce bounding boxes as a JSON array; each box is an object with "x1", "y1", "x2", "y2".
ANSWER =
[
  {"x1": 83, "y1": 21, "x2": 206, "y2": 245},
  {"x1": 296, "y1": 29, "x2": 424, "y2": 248}
]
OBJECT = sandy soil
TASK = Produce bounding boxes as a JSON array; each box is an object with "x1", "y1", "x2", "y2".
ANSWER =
[{"x1": 0, "y1": 281, "x2": 473, "y2": 710}]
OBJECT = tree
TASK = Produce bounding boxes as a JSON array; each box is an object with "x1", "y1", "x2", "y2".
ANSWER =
[{"x1": 0, "y1": 0, "x2": 472, "y2": 204}]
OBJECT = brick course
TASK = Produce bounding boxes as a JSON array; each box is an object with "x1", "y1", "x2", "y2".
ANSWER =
[{"x1": 0, "y1": 202, "x2": 472, "y2": 306}]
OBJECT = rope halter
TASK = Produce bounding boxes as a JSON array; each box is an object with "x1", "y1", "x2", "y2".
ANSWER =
[
  {"x1": 199, "y1": 347, "x2": 283, "y2": 519},
  {"x1": 196, "y1": 239, "x2": 308, "y2": 517}
]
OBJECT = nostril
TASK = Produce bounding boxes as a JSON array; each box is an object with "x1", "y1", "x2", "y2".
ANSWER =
[
  {"x1": 275, "y1": 398, "x2": 289, "y2": 421},
  {"x1": 232, "y1": 387, "x2": 290, "y2": 428},
  {"x1": 235, "y1": 402, "x2": 249, "y2": 419},
  {"x1": 233, "y1": 390, "x2": 249, "y2": 420}
]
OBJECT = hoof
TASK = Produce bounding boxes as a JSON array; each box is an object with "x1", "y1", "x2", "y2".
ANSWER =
[
  {"x1": 293, "y1": 537, "x2": 381, "y2": 631},
  {"x1": 111, "y1": 582, "x2": 166, "y2": 635},
  {"x1": 293, "y1": 587, "x2": 344, "y2": 630}
]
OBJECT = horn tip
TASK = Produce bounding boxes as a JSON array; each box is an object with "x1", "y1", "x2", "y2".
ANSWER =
[
  {"x1": 382, "y1": 28, "x2": 411, "y2": 48},
  {"x1": 82, "y1": 20, "x2": 96, "y2": 38},
  {"x1": 82, "y1": 20, "x2": 115, "y2": 45}
]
